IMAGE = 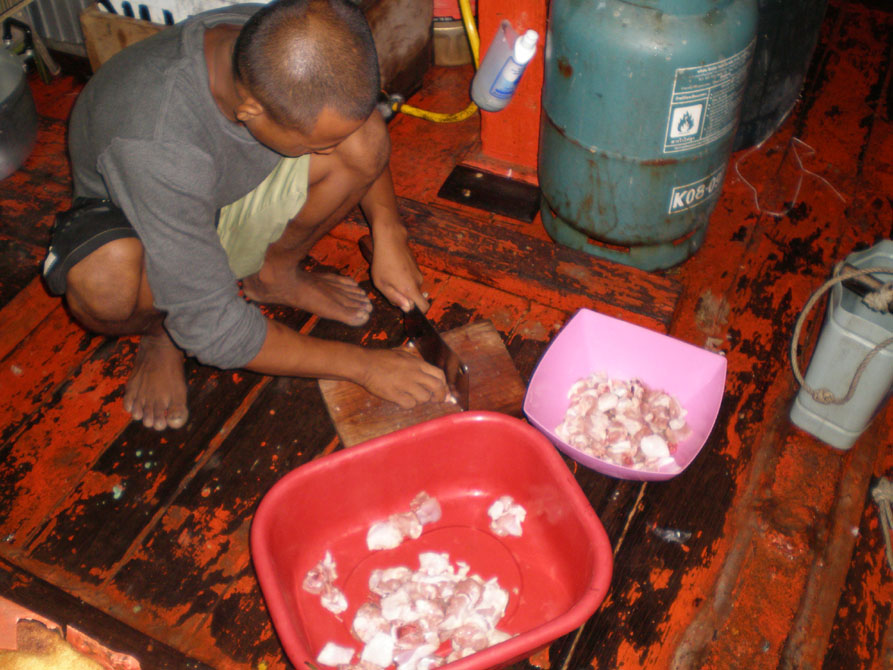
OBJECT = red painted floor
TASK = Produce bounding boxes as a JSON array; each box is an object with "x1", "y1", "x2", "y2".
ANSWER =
[{"x1": 0, "y1": 1, "x2": 891, "y2": 668}]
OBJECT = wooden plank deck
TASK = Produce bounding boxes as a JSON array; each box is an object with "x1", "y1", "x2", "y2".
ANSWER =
[{"x1": 0, "y1": 1, "x2": 891, "y2": 668}]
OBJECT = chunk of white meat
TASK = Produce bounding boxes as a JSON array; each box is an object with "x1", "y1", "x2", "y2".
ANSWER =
[
  {"x1": 381, "y1": 588, "x2": 418, "y2": 623},
  {"x1": 361, "y1": 631, "x2": 396, "y2": 668},
  {"x1": 487, "y1": 496, "x2": 527, "y2": 537},
  {"x1": 321, "y1": 585, "x2": 349, "y2": 615},
  {"x1": 352, "y1": 602, "x2": 390, "y2": 643},
  {"x1": 304, "y1": 552, "x2": 349, "y2": 615},
  {"x1": 303, "y1": 551, "x2": 338, "y2": 594},
  {"x1": 367, "y1": 519, "x2": 406, "y2": 551},
  {"x1": 316, "y1": 641, "x2": 355, "y2": 667},
  {"x1": 417, "y1": 552, "x2": 452, "y2": 576},
  {"x1": 477, "y1": 578, "x2": 509, "y2": 620},
  {"x1": 366, "y1": 492, "x2": 442, "y2": 552},
  {"x1": 639, "y1": 434, "x2": 670, "y2": 461},
  {"x1": 410, "y1": 492, "x2": 442, "y2": 525}
]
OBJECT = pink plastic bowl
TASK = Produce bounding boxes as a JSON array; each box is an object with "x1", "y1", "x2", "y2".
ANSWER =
[
  {"x1": 523, "y1": 309, "x2": 727, "y2": 481},
  {"x1": 251, "y1": 412, "x2": 613, "y2": 670}
]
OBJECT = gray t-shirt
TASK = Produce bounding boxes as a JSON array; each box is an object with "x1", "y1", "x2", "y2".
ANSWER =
[{"x1": 68, "y1": 4, "x2": 277, "y2": 369}]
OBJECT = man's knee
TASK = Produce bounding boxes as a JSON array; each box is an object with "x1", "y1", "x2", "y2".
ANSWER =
[
  {"x1": 66, "y1": 237, "x2": 145, "y2": 323},
  {"x1": 336, "y1": 111, "x2": 391, "y2": 184}
]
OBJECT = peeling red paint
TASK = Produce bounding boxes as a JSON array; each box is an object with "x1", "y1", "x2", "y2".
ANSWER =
[{"x1": 0, "y1": 5, "x2": 890, "y2": 669}]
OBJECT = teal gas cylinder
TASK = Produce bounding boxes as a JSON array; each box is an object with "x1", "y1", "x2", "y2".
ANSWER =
[{"x1": 539, "y1": 0, "x2": 758, "y2": 271}]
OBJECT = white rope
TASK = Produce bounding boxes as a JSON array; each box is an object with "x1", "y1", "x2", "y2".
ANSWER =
[
  {"x1": 864, "y1": 282, "x2": 893, "y2": 313},
  {"x1": 871, "y1": 478, "x2": 893, "y2": 572}
]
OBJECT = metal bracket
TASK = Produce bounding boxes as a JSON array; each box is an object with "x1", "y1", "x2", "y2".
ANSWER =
[{"x1": 437, "y1": 164, "x2": 541, "y2": 223}]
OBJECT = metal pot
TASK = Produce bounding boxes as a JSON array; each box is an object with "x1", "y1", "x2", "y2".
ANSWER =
[{"x1": 0, "y1": 19, "x2": 38, "y2": 181}]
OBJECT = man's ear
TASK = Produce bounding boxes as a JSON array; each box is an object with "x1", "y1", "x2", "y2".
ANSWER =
[{"x1": 234, "y1": 94, "x2": 265, "y2": 123}]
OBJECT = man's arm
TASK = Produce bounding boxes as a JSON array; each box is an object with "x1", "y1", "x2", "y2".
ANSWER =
[
  {"x1": 244, "y1": 319, "x2": 448, "y2": 408},
  {"x1": 360, "y1": 165, "x2": 430, "y2": 313}
]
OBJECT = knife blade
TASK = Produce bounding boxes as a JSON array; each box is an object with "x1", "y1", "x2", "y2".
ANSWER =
[
  {"x1": 403, "y1": 305, "x2": 470, "y2": 410},
  {"x1": 358, "y1": 235, "x2": 470, "y2": 409}
]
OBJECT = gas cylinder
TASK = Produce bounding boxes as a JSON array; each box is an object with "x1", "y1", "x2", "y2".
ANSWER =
[{"x1": 539, "y1": 0, "x2": 758, "y2": 271}]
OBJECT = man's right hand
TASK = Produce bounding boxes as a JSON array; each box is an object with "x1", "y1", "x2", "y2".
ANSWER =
[
  {"x1": 358, "y1": 347, "x2": 450, "y2": 408},
  {"x1": 248, "y1": 320, "x2": 451, "y2": 408}
]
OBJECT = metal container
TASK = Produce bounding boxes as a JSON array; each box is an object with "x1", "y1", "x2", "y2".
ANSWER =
[
  {"x1": 789, "y1": 241, "x2": 893, "y2": 450},
  {"x1": 0, "y1": 41, "x2": 38, "y2": 181},
  {"x1": 539, "y1": 0, "x2": 758, "y2": 271}
]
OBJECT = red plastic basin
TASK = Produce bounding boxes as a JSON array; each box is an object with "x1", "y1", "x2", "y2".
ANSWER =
[{"x1": 251, "y1": 411, "x2": 613, "y2": 670}]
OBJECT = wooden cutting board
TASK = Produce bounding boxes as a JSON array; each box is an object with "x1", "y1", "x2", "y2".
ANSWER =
[{"x1": 319, "y1": 320, "x2": 526, "y2": 447}]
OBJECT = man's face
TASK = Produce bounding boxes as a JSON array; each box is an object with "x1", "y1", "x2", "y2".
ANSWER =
[{"x1": 243, "y1": 105, "x2": 365, "y2": 157}]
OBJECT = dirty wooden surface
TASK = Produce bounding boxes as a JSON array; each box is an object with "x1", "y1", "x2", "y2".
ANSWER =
[{"x1": 0, "y1": 1, "x2": 891, "y2": 668}]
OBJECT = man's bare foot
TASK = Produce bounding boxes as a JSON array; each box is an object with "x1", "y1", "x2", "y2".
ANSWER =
[
  {"x1": 242, "y1": 266, "x2": 373, "y2": 326},
  {"x1": 123, "y1": 334, "x2": 189, "y2": 430}
]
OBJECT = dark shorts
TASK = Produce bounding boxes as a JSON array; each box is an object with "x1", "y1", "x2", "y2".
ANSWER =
[{"x1": 42, "y1": 197, "x2": 139, "y2": 296}]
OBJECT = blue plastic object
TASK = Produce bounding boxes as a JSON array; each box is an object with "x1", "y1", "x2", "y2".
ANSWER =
[{"x1": 539, "y1": 0, "x2": 758, "y2": 270}]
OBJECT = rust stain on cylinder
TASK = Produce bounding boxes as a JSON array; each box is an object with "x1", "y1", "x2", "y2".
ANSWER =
[
  {"x1": 641, "y1": 157, "x2": 680, "y2": 166},
  {"x1": 557, "y1": 56, "x2": 573, "y2": 78}
]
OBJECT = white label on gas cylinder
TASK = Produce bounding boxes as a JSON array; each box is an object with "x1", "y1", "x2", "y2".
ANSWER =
[
  {"x1": 662, "y1": 39, "x2": 755, "y2": 154},
  {"x1": 668, "y1": 165, "x2": 726, "y2": 214}
]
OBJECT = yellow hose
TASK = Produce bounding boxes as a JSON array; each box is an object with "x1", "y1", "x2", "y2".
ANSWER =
[
  {"x1": 393, "y1": 100, "x2": 479, "y2": 122},
  {"x1": 460, "y1": 0, "x2": 481, "y2": 68},
  {"x1": 392, "y1": 0, "x2": 480, "y2": 123}
]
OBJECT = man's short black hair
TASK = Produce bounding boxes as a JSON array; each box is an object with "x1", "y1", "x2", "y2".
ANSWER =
[{"x1": 233, "y1": 0, "x2": 381, "y2": 132}]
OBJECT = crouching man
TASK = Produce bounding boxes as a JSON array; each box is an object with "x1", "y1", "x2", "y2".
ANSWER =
[{"x1": 43, "y1": 0, "x2": 448, "y2": 430}]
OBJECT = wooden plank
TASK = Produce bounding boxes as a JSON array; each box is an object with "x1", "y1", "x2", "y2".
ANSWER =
[
  {"x1": 0, "y1": 336, "x2": 135, "y2": 547},
  {"x1": 105, "y1": 374, "x2": 337, "y2": 669},
  {"x1": 336, "y1": 196, "x2": 682, "y2": 333},
  {"x1": 29, "y1": 74, "x2": 85, "y2": 122},
  {"x1": 320, "y1": 320, "x2": 526, "y2": 447},
  {"x1": 387, "y1": 67, "x2": 483, "y2": 207},
  {"x1": 0, "y1": 237, "x2": 373, "y2": 668},
  {"x1": 79, "y1": 4, "x2": 165, "y2": 72},
  {"x1": 503, "y1": 301, "x2": 578, "y2": 383},
  {"x1": 11, "y1": 232, "x2": 391, "y2": 583},
  {"x1": 0, "y1": 306, "x2": 103, "y2": 446},
  {"x1": 0, "y1": 277, "x2": 61, "y2": 365},
  {"x1": 20, "y1": 353, "x2": 276, "y2": 581},
  {"x1": 0, "y1": 117, "x2": 71, "y2": 245},
  {"x1": 0, "y1": 0, "x2": 36, "y2": 23},
  {"x1": 10, "y1": 237, "x2": 353, "y2": 581},
  {"x1": 777, "y1": 420, "x2": 887, "y2": 669},
  {"x1": 821, "y1": 435, "x2": 893, "y2": 670},
  {"x1": 0, "y1": 239, "x2": 44, "y2": 314}
]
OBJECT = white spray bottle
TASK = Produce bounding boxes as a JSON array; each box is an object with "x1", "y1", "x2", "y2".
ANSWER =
[{"x1": 471, "y1": 20, "x2": 539, "y2": 112}]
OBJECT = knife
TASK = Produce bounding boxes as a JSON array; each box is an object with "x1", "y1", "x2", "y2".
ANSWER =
[{"x1": 358, "y1": 235, "x2": 470, "y2": 409}]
